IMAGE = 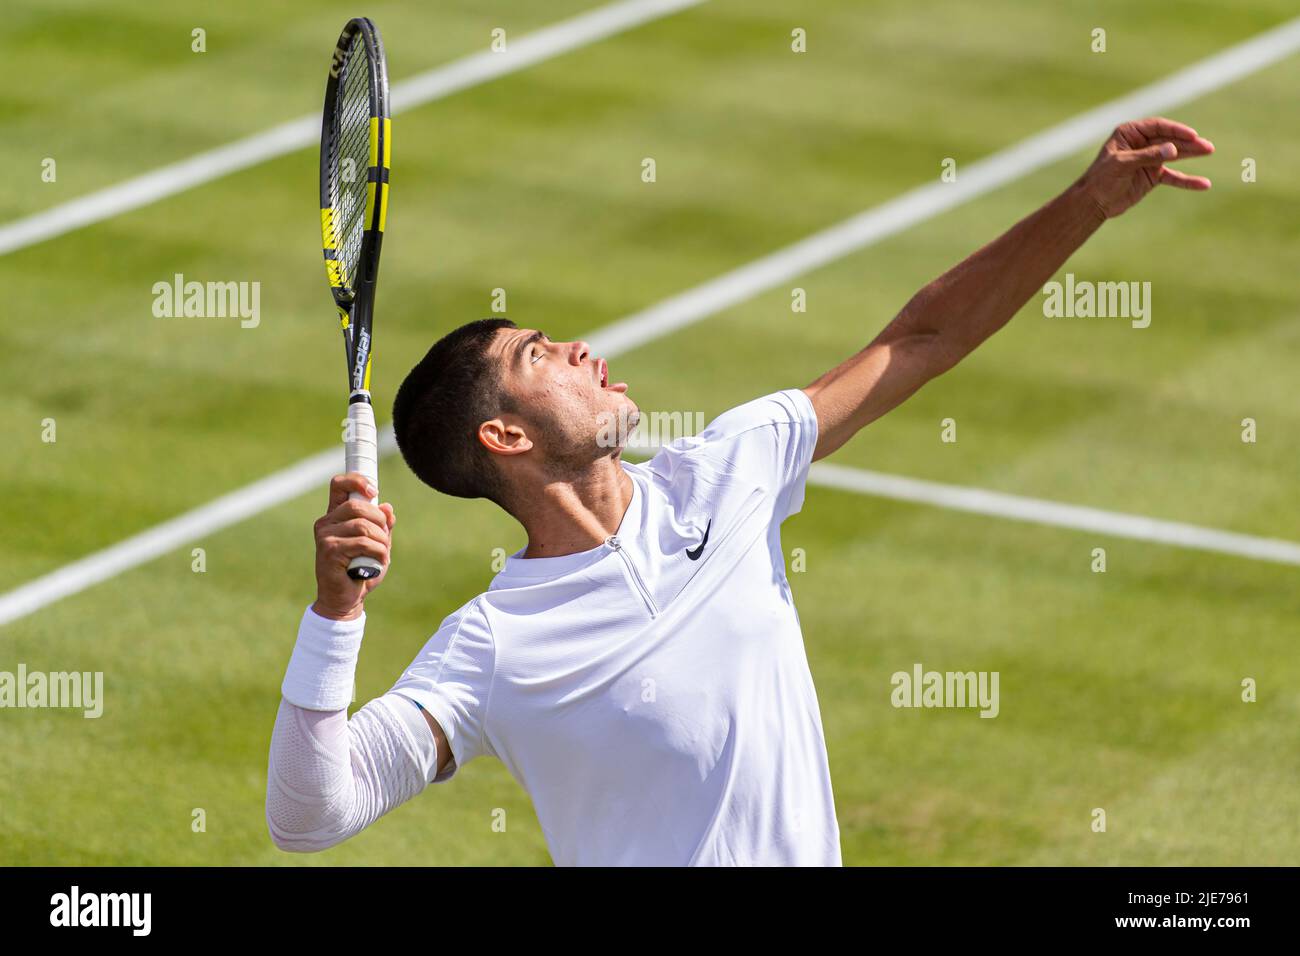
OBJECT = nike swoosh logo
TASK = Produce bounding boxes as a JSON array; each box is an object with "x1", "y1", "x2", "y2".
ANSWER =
[{"x1": 685, "y1": 520, "x2": 711, "y2": 561}]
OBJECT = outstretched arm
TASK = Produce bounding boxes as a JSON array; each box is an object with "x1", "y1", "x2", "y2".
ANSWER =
[{"x1": 803, "y1": 117, "x2": 1214, "y2": 461}]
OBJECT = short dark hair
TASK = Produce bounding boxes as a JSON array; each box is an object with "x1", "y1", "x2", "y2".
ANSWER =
[{"x1": 392, "y1": 318, "x2": 517, "y2": 505}]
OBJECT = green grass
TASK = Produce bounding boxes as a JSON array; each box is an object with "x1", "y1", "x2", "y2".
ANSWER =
[{"x1": 1, "y1": 0, "x2": 1297, "y2": 865}]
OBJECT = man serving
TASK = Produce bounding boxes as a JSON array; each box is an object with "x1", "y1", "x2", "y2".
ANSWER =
[{"x1": 266, "y1": 118, "x2": 1213, "y2": 865}]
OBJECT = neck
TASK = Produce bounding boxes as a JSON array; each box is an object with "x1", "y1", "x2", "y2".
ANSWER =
[{"x1": 516, "y1": 456, "x2": 634, "y2": 559}]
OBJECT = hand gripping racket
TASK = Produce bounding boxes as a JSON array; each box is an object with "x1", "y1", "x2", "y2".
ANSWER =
[{"x1": 319, "y1": 18, "x2": 390, "y2": 580}]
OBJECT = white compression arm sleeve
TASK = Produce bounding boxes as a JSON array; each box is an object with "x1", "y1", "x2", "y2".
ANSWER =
[{"x1": 265, "y1": 607, "x2": 438, "y2": 852}]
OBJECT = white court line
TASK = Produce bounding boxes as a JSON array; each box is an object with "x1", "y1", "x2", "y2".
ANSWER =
[
  {"x1": 0, "y1": 0, "x2": 707, "y2": 257},
  {"x1": 3, "y1": 439, "x2": 1295, "y2": 629},
  {"x1": 0, "y1": 447, "x2": 369, "y2": 629},
  {"x1": 808, "y1": 463, "x2": 1300, "y2": 567},
  {"x1": 616, "y1": 448, "x2": 1300, "y2": 565},
  {"x1": 3, "y1": 18, "x2": 1299, "y2": 627},
  {"x1": 589, "y1": 16, "x2": 1300, "y2": 356}
]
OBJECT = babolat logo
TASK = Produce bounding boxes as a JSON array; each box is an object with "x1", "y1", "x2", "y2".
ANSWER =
[
  {"x1": 352, "y1": 329, "x2": 370, "y2": 386},
  {"x1": 49, "y1": 886, "x2": 151, "y2": 936}
]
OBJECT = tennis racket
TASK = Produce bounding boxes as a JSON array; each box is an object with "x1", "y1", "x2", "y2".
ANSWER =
[{"x1": 319, "y1": 17, "x2": 390, "y2": 580}]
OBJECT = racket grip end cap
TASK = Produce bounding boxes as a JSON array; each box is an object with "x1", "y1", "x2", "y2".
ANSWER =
[{"x1": 346, "y1": 562, "x2": 383, "y2": 581}]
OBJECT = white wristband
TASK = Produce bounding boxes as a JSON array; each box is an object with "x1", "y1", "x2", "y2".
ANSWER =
[{"x1": 281, "y1": 605, "x2": 366, "y2": 711}]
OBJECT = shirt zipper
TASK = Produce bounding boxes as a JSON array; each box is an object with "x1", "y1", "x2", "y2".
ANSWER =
[{"x1": 606, "y1": 535, "x2": 659, "y2": 618}]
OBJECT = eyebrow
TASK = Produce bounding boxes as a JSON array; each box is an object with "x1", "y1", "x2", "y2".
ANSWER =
[{"x1": 514, "y1": 330, "x2": 548, "y2": 365}]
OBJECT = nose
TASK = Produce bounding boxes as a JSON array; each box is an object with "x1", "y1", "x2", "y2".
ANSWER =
[{"x1": 568, "y1": 340, "x2": 591, "y2": 365}]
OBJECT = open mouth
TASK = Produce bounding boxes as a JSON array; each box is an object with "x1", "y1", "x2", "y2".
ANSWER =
[{"x1": 596, "y1": 358, "x2": 628, "y2": 393}]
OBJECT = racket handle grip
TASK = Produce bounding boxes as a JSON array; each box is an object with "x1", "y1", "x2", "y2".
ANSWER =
[{"x1": 345, "y1": 398, "x2": 384, "y2": 581}]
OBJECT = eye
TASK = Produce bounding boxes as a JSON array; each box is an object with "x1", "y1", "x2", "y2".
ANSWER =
[{"x1": 530, "y1": 349, "x2": 544, "y2": 364}]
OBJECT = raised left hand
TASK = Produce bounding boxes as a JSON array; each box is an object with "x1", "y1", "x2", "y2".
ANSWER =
[{"x1": 1078, "y1": 116, "x2": 1214, "y2": 220}]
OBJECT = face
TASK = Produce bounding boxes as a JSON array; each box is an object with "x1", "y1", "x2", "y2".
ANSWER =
[{"x1": 484, "y1": 327, "x2": 640, "y2": 468}]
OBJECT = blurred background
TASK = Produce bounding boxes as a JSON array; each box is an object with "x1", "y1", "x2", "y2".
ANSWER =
[{"x1": 1, "y1": 0, "x2": 1298, "y2": 865}]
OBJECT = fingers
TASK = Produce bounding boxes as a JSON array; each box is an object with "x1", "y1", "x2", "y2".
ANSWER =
[
  {"x1": 327, "y1": 473, "x2": 377, "y2": 512},
  {"x1": 319, "y1": 532, "x2": 390, "y2": 569},
  {"x1": 319, "y1": 515, "x2": 391, "y2": 546},
  {"x1": 315, "y1": 494, "x2": 395, "y2": 564},
  {"x1": 1165, "y1": 135, "x2": 1214, "y2": 157},
  {"x1": 1117, "y1": 117, "x2": 1215, "y2": 156},
  {"x1": 1115, "y1": 137, "x2": 1217, "y2": 184},
  {"x1": 1119, "y1": 142, "x2": 1179, "y2": 166},
  {"x1": 1133, "y1": 115, "x2": 1190, "y2": 140},
  {"x1": 1128, "y1": 116, "x2": 1199, "y2": 142},
  {"x1": 316, "y1": 498, "x2": 392, "y2": 568},
  {"x1": 1147, "y1": 134, "x2": 1214, "y2": 157},
  {"x1": 318, "y1": 496, "x2": 391, "y2": 534},
  {"x1": 1159, "y1": 167, "x2": 1212, "y2": 190},
  {"x1": 314, "y1": 476, "x2": 394, "y2": 612}
]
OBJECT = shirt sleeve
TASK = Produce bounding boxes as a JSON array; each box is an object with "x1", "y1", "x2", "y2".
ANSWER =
[
  {"x1": 387, "y1": 598, "x2": 495, "y2": 785},
  {"x1": 650, "y1": 388, "x2": 819, "y2": 523}
]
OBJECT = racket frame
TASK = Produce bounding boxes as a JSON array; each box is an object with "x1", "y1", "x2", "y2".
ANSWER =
[{"x1": 319, "y1": 17, "x2": 391, "y2": 581}]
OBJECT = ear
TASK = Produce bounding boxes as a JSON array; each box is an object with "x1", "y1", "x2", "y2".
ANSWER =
[{"x1": 478, "y1": 418, "x2": 533, "y2": 456}]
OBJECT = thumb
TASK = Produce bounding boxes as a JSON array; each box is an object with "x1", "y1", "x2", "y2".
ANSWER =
[
  {"x1": 327, "y1": 472, "x2": 375, "y2": 513},
  {"x1": 1119, "y1": 141, "x2": 1177, "y2": 166}
]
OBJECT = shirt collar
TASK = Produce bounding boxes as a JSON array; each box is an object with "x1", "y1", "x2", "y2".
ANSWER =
[{"x1": 495, "y1": 462, "x2": 645, "y2": 582}]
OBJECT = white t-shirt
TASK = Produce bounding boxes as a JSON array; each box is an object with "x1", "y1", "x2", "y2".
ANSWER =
[{"x1": 389, "y1": 388, "x2": 842, "y2": 865}]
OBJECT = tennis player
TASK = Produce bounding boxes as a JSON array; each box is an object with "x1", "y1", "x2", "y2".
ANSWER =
[{"x1": 266, "y1": 117, "x2": 1213, "y2": 865}]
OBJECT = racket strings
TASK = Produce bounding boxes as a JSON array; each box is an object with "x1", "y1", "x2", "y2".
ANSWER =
[{"x1": 331, "y1": 37, "x2": 372, "y2": 290}]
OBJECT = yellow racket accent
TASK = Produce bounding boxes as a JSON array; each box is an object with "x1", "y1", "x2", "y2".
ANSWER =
[
  {"x1": 368, "y1": 117, "x2": 391, "y2": 169},
  {"x1": 325, "y1": 258, "x2": 346, "y2": 288},
  {"x1": 320, "y1": 208, "x2": 338, "y2": 250},
  {"x1": 366, "y1": 183, "x2": 389, "y2": 233},
  {"x1": 367, "y1": 118, "x2": 391, "y2": 232},
  {"x1": 322, "y1": 208, "x2": 349, "y2": 287}
]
